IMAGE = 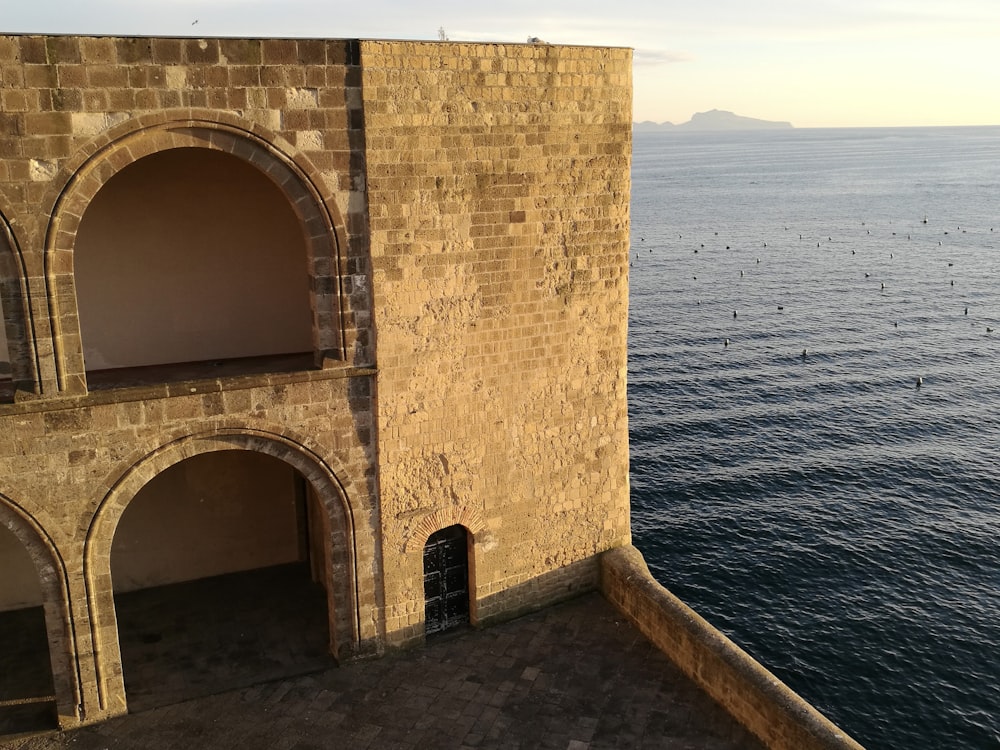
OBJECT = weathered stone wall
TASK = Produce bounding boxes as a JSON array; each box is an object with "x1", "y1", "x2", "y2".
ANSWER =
[
  {"x1": 0, "y1": 33, "x2": 380, "y2": 727},
  {"x1": 0, "y1": 35, "x2": 373, "y2": 395},
  {"x1": 0, "y1": 33, "x2": 634, "y2": 730},
  {"x1": 0, "y1": 372, "x2": 380, "y2": 725},
  {"x1": 601, "y1": 546, "x2": 866, "y2": 750},
  {"x1": 361, "y1": 40, "x2": 633, "y2": 642}
]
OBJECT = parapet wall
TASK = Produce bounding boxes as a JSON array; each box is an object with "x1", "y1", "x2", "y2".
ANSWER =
[{"x1": 601, "y1": 546, "x2": 866, "y2": 750}]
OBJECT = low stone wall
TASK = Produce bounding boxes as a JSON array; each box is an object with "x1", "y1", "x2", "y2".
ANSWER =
[{"x1": 600, "y1": 545, "x2": 865, "y2": 750}]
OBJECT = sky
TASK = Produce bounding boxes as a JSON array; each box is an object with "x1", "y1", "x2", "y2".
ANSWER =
[{"x1": 3, "y1": 0, "x2": 999, "y2": 128}]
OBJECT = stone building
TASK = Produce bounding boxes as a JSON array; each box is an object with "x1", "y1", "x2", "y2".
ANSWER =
[{"x1": 0, "y1": 34, "x2": 632, "y2": 731}]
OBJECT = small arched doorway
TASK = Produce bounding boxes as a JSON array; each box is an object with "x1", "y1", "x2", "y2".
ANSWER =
[
  {"x1": 110, "y1": 450, "x2": 333, "y2": 711},
  {"x1": 423, "y1": 525, "x2": 471, "y2": 636},
  {"x1": 0, "y1": 523, "x2": 57, "y2": 737}
]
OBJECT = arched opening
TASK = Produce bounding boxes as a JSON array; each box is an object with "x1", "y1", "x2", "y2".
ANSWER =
[
  {"x1": 110, "y1": 450, "x2": 333, "y2": 711},
  {"x1": 0, "y1": 523, "x2": 58, "y2": 737},
  {"x1": 423, "y1": 525, "x2": 471, "y2": 636},
  {"x1": 74, "y1": 147, "x2": 313, "y2": 385}
]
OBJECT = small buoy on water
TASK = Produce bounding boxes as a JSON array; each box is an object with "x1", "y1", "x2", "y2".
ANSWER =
[
  {"x1": 724, "y1": 338, "x2": 730, "y2": 347},
  {"x1": 733, "y1": 310, "x2": 738, "y2": 318},
  {"x1": 802, "y1": 348, "x2": 808, "y2": 358},
  {"x1": 916, "y1": 376, "x2": 923, "y2": 388}
]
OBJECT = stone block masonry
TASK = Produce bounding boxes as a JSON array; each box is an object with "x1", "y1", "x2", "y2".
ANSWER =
[
  {"x1": 0, "y1": 33, "x2": 632, "y2": 731},
  {"x1": 361, "y1": 40, "x2": 633, "y2": 640}
]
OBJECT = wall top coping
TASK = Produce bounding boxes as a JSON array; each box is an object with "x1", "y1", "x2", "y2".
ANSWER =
[{"x1": 0, "y1": 32, "x2": 631, "y2": 52}]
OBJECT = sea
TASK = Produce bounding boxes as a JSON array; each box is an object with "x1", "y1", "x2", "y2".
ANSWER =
[{"x1": 627, "y1": 126, "x2": 1000, "y2": 750}]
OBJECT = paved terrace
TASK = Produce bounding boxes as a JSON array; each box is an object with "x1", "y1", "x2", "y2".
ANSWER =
[{"x1": 3, "y1": 586, "x2": 765, "y2": 750}]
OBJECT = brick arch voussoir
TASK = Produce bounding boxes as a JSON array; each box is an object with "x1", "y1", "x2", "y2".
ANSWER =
[
  {"x1": 47, "y1": 109, "x2": 341, "y2": 224},
  {"x1": 83, "y1": 427, "x2": 362, "y2": 711},
  {"x1": 406, "y1": 506, "x2": 491, "y2": 554},
  {"x1": 0, "y1": 494, "x2": 82, "y2": 723}
]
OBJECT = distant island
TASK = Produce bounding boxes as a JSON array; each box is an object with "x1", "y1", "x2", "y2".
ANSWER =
[{"x1": 634, "y1": 109, "x2": 793, "y2": 131}]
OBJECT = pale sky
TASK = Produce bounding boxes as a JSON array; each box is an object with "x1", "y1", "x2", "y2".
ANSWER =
[{"x1": 3, "y1": 0, "x2": 999, "y2": 128}]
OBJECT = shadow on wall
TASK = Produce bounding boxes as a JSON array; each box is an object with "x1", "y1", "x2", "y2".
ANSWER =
[{"x1": 426, "y1": 555, "x2": 602, "y2": 640}]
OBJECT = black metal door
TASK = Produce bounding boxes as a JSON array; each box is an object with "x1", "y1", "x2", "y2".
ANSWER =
[{"x1": 423, "y1": 525, "x2": 469, "y2": 635}]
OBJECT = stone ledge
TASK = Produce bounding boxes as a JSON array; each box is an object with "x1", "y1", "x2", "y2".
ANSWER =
[
  {"x1": 599, "y1": 544, "x2": 865, "y2": 750},
  {"x1": 0, "y1": 362, "x2": 377, "y2": 416}
]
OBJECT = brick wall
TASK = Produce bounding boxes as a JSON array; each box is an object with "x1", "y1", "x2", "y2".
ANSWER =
[
  {"x1": 0, "y1": 33, "x2": 381, "y2": 726},
  {"x1": 0, "y1": 34, "x2": 372, "y2": 396},
  {"x1": 361, "y1": 40, "x2": 633, "y2": 641}
]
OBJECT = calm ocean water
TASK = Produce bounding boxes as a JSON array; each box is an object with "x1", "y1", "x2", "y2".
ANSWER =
[{"x1": 628, "y1": 126, "x2": 1000, "y2": 750}]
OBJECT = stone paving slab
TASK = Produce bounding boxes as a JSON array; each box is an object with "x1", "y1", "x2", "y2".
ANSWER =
[{"x1": 3, "y1": 593, "x2": 765, "y2": 750}]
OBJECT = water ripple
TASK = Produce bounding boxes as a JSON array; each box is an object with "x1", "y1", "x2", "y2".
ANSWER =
[{"x1": 629, "y1": 127, "x2": 1000, "y2": 750}]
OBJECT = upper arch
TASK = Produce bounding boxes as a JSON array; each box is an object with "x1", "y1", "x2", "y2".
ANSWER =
[{"x1": 43, "y1": 111, "x2": 348, "y2": 393}]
